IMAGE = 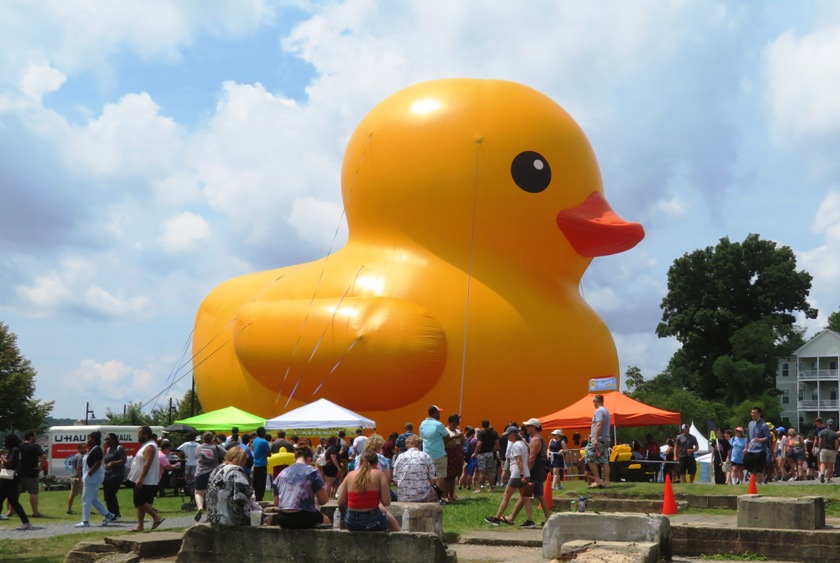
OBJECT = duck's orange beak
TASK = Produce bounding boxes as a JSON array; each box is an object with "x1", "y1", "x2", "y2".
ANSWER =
[{"x1": 556, "y1": 192, "x2": 645, "y2": 257}]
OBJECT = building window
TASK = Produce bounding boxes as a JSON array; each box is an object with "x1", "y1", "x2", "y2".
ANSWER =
[
  {"x1": 813, "y1": 388, "x2": 819, "y2": 400},
  {"x1": 832, "y1": 389, "x2": 838, "y2": 401},
  {"x1": 799, "y1": 389, "x2": 804, "y2": 401},
  {"x1": 782, "y1": 390, "x2": 790, "y2": 404},
  {"x1": 782, "y1": 363, "x2": 789, "y2": 377}
]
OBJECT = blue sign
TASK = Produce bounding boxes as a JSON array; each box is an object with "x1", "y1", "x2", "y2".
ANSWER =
[{"x1": 588, "y1": 376, "x2": 617, "y2": 392}]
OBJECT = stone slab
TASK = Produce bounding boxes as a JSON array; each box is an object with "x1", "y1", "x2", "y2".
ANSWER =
[
  {"x1": 671, "y1": 523, "x2": 840, "y2": 563},
  {"x1": 176, "y1": 525, "x2": 456, "y2": 563},
  {"x1": 737, "y1": 494, "x2": 825, "y2": 530},
  {"x1": 561, "y1": 540, "x2": 660, "y2": 563},
  {"x1": 107, "y1": 532, "x2": 184, "y2": 558},
  {"x1": 543, "y1": 512, "x2": 670, "y2": 560}
]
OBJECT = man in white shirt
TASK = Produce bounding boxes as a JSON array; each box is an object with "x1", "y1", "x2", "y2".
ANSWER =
[
  {"x1": 352, "y1": 429, "x2": 369, "y2": 459},
  {"x1": 176, "y1": 432, "x2": 199, "y2": 484}
]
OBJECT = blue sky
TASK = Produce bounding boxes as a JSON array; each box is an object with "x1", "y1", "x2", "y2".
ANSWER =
[{"x1": 1, "y1": 1, "x2": 839, "y2": 420}]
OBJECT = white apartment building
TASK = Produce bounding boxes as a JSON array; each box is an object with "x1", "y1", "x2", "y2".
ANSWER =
[{"x1": 777, "y1": 329, "x2": 840, "y2": 431}]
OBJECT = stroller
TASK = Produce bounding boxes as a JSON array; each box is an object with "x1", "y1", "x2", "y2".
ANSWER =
[{"x1": 180, "y1": 478, "x2": 196, "y2": 512}]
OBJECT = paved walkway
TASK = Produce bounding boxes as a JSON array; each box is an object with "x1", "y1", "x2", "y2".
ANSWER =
[{"x1": 0, "y1": 514, "x2": 196, "y2": 541}]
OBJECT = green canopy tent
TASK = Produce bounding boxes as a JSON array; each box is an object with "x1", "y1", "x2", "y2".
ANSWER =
[{"x1": 174, "y1": 406, "x2": 266, "y2": 433}]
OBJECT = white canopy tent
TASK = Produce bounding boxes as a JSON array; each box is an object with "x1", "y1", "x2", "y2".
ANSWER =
[{"x1": 265, "y1": 398, "x2": 376, "y2": 437}]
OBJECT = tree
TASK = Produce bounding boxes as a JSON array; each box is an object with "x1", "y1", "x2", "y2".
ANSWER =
[
  {"x1": 0, "y1": 322, "x2": 53, "y2": 433},
  {"x1": 656, "y1": 234, "x2": 817, "y2": 402},
  {"x1": 176, "y1": 387, "x2": 203, "y2": 420},
  {"x1": 105, "y1": 401, "x2": 152, "y2": 426},
  {"x1": 829, "y1": 310, "x2": 840, "y2": 333},
  {"x1": 624, "y1": 366, "x2": 644, "y2": 392}
]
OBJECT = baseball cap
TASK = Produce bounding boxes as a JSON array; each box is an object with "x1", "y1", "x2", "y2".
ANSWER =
[
  {"x1": 504, "y1": 425, "x2": 520, "y2": 435},
  {"x1": 428, "y1": 405, "x2": 443, "y2": 415},
  {"x1": 777, "y1": 426, "x2": 785, "y2": 433},
  {"x1": 680, "y1": 423, "x2": 689, "y2": 431},
  {"x1": 828, "y1": 419, "x2": 836, "y2": 426},
  {"x1": 551, "y1": 429, "x2": 563, "y2": 436},
  {"x1": 523, "y1": 417, "x2": 542, "y2": 428},
  {"x1": 735, "y1": 427, "x2": 744, "y2": 432}
]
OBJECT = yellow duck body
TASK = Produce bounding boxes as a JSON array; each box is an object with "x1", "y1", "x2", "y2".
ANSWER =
[{"x1": 192, "y1": 79, "x2": 644, "y2": 432}]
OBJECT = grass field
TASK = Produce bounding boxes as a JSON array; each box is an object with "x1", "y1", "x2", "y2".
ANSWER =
[{"x1": 2, "y1": 479, "x2": 838, "y2": 562}]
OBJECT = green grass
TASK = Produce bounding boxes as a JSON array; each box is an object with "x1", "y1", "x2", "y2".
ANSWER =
[
  {"x1": 701, "y1": 553, "x2": 768, "y2": 561},
  {"x1": 0, "y1": 487, "x2": 194, "y2": 562},
  {"x1": 0, "y1": 485, "x2": 193, "y2": 525}
]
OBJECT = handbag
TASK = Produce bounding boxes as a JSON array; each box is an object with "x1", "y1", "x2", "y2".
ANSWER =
[
  {"x1": 520, "y1": 480, "x2": 534, "y2": 498},
  {"x1": 0, "y1": 468, "x2": 16, "y2": 480},
  {"x1": 721, "y1": 461, "x2": 732, "y2": 473}
]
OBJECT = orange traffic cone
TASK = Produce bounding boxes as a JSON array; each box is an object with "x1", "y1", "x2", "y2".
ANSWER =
[
  {"x1": 661, "y1": 474, "x2": 678, "y2": 515},
  {"x1": 748, "y1": 474, "x2": 758, "y2": 494},
  {"x1": 544, "y1": 475, "x2": 553, "y2": 510}
]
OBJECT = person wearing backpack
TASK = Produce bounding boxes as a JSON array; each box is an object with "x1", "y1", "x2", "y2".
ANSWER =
[{"x1": 193, "y1": 432, "x2": 226, "y2": 522}]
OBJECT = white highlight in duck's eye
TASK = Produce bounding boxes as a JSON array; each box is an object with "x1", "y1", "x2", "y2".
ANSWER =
[
  {"x1": 410, "y1": 99, "x2": 442, "y2": 115},
  {"x1": 533, "y1": 159, "x2": 544, "y2": 170}
]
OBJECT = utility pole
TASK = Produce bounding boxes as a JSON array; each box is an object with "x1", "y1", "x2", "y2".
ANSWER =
[{"x1": 85, "y1": 402, "x2": 96, "y2": 425}]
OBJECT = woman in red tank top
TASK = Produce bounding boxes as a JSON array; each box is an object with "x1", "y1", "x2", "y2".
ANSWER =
[{"x1": 337, "y1": 450, "x2": 400, "y2": 531}]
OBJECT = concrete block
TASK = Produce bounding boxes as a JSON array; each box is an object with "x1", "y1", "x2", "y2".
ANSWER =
[
  {"x1": 671, "y1": 523, "x2": 840, "y2": 562},
  {"x1": 387, "y1": 502, "x2": 444, "y2": 538},
  {"x1": 561, "y1": 540, "x2": 660, "y2": 563},
  {"x1": 543, "y1": 512, "x2": 670, "y2": 560},
  {"x1": 737, "y1": 495, "x2": 825, "y2": 530},
  {"x1": 176, "y1": 525, "x2": 456, "y2": 563},
  {"x1": 96, "y1": 555, "x2": 140, "y2": 563},
  {"x1": 106, "y1": 532, "x2": 184, "y2": 558},
  {"x1": 319, "y1": 501, "x2": 443, "y2": 538}
]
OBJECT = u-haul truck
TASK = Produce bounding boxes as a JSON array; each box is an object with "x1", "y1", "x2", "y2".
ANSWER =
[{"x1": 48, "y1": 425, "x2": 164, "y2": 483}]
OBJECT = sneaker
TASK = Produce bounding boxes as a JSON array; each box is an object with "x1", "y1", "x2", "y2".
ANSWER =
[
  {"x1": 519, "y1": 520, "x2": 537, "y2": 529},
  {"x1": 66, "y1": 510, "x2": 74, "y2": 515},
  {"x1": 102, "y1": 513, "x2": 116, "y2": 526},
  {"x1": 484, "y1": 516, "x2": 501, "y2": 526},
  {"x1": 74, "y1": 521, "x2": 90, "y2": 528},
  {"x1": 821, "y1": 474, "x2": 826, "y2": 483},
  {"x1": 0, "y1": 514, "x2": 8, "y2": 521},
  {"x1": 113, "y1": 515, "x2": 121, "y2": 522},
  {"x1": 788, "y1": 476, "x2": 797, "y2": 482},
  {"x1": 194, "y1": 509, "x2": 204, "y2": 522},
  {"x1": 15, "y1": 523, "x2": 32, "y2": 531}
]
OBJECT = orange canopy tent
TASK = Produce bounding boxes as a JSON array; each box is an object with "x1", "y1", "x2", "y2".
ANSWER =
[{"x1": 538, "y1": 391, "x2": 681, "y2": 432}]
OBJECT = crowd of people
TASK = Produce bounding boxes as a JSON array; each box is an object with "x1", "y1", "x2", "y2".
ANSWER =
[{"x1": 5, "y1": 400, "x2": 838, "y2": 534}]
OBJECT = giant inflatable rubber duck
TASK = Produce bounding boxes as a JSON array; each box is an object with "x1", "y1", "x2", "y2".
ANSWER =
[{"x1": 192, "y1": 79, "x2": 644, "y2": 433}]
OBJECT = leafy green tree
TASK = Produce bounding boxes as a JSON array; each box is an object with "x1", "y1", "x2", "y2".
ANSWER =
[
  {"x1": 104, "y1": 401, "x2": 152, "y2": 426},
  {"x1": 656, "y1": 234, "x2": 817, "y2": 402},
  {"x1": 624, "y1": 366, "x2": 644, "y2": 392},
  {"x1": 625, "y1": 367, "x2": 730, "y2": 445},
  {"x1": 727, "y1": 391, "x2": 783, "y2": 431},
  {"x1": 176, "y1": 387, "x2": 203, "y2": 420},
  {"x1": 0, "y1": 322, "x2": 53, "y2": 433},
  {"x1": 829, "y1": 310, "x2": 840, "y2": 333}
]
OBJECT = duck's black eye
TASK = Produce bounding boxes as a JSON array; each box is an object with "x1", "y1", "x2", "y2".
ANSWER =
[{"x1": 511, "y1": 151, "x2": 551, "y2": 193}]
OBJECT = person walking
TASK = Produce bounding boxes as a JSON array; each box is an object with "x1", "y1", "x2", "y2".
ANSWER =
[
  {"x1": 75, "y1": 432, "x2": 116, "y2": 528},
  {"x1": 675, "y1": 424, "x2": 699, "y2": 484},
  {"x1": 0, "y1": 434, "x2": 32, "y2": 530},
  {"x1": 102, "y1": 433, "x2": 126, "y2": 522},
  {"x1": 66, "y1": 443, "x2": 86, "y2": 515},
  {"x1": 126, "y1": 426, "x2": 164, "y2": 532}
]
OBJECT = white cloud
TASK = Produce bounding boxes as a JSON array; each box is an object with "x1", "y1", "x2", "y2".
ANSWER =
[
  {"x1": 288, "y1": 198, "x2": 347, "y2": 250},
  {"x1": 766, "y1": 26, "x2": 840, "y2": 141},
  {"x1": 73, "y1": 358, "x2": 155, "y2": 402},
  {"x1": 14, "y1": 258, "x2": 153, "y2": 321},
  {"x1": 160, "y1": 212, "x2": 212, "y2": 253},
  {"x1": 65, "y1": 92, "x2": 183, "y2": 177},
  {"x1": 801, "y1": 191, "x2": 840, "y2": 323},
  {"x1": 18, "y1": 61, "x2": 66, "y2": 100}
]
